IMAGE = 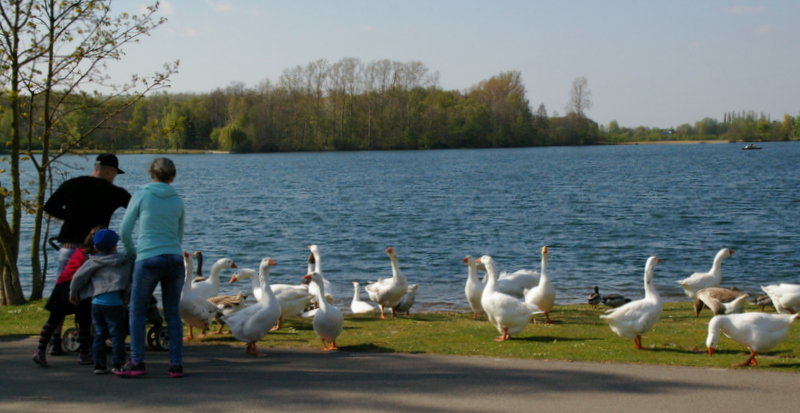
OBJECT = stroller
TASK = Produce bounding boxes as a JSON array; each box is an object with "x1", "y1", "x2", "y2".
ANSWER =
[{"x1": 62, "y1": 295, "x2": 169, "y2": 352}]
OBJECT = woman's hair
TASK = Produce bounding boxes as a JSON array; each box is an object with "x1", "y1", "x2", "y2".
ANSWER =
[
  {"x1": 149, "y1": 157, "x2": 177, "y2": 183},
  {"x1": 83, "y1": 225, "x2": 106, "y2": 254}
]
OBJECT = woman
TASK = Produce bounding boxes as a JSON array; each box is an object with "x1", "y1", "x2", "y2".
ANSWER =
[{"x1": 119, "y1": 158, "x2": 185, "y2": 378}]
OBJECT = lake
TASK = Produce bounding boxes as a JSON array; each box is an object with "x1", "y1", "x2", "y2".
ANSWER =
[{"x1": 19, "y1": 141, "x2": 800, "y2": 312}]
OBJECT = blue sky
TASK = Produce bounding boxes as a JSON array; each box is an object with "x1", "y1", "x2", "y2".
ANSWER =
[{"x1": 109, "y1": 0, "x2": 799, "y2": 128}]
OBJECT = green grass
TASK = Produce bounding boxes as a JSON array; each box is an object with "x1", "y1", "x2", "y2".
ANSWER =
[{"x1": 6, "y1": 300, "x2": 799, "y2": 371}]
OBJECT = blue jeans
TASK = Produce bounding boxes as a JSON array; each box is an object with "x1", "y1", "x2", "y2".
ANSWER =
[
  {"x1": 129, "y1": 254, "x2": 184, "y2": 366},
  {"x1": 92, "y1": 304, "x2": 127, "y2": 366}
]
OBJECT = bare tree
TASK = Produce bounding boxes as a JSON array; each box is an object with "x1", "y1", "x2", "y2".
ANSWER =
[{"x1": 566, "y1": 76, "x2": 592, "y2": 118}]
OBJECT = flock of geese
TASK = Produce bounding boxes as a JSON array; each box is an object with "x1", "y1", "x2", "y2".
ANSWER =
[{"x1": 177, "y1": 245, "x2": 799, "y2": 366}]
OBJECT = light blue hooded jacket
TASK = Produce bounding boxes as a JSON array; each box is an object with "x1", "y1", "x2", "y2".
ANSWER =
[{"x1": 120, "y1": 182, "x2": 184, "y2": 262}]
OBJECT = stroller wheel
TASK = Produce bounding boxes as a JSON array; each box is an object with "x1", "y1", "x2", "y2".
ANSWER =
[
  {"x1": 154, "y1": 326, "x2": 169, "y2": 351},
  {"x1": 147, "y1": 326, "x2": 158, "y2": 350},
  {"x1": 62, "y1": 328, "x2": 80, "y2": 353}
]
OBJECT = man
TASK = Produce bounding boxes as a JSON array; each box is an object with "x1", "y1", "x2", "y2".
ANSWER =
[{"x1": 42, "y1": 153, "x2": 131, "y2": 354}]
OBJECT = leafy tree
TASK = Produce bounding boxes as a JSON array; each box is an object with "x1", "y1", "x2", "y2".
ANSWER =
[{"x1": 0, "y1": 0, "x2": 176, "y2": 305}]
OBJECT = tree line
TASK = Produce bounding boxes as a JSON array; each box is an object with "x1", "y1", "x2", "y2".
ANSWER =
[{"x1": 3, "y1": 58, "x2": 798, "y2": 155}]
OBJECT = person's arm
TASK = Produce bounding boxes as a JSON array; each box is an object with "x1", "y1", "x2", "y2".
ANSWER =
[
  {"x1": 43, "y1": 182, "x2": 67, "y2": 220},
  {"x1": 69, "y1": 260, "x2": 97, "y2": 303},
  {"x1": 177, "y1": 203, "x2": 185, "y2": 243},
  {"x1": 120, "y1": 191, "x2": 140, "y2": 256}
]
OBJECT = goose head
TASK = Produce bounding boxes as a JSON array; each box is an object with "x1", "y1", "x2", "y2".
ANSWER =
[
  {"x1": 258, "y1": 258, "x2": 276, "y2": 275},
  {"x1": 229, "y1": 268, "x2": 256, "y2": 284},
  {"x1": 476, "y1": 255, "x2": 496, "y2": 278},
  {"x1": 303, "y1": 272, "x2": 325, "y2": 294}
]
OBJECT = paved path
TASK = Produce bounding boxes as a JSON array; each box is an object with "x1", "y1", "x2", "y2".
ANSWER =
[{"x1": 1, "y1": 335, "x2": 796, "y2": 412}]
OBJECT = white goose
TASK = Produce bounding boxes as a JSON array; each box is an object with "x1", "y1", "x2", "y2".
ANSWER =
[
  {"x1": 179, "y1": 251, "x2": 219, "y2": 340},
  {"x1": 191, "y1": 257, "x2": 238, "y2": 300},
  {"x1": 307, "y1": 244, "x2": 335, "y2": 305},
  {"x1": 694, "y1": 287, "x2": 748, "y2": 317},
  {"x1": 229, "y1": 268, "x2": 260, "y2": 300},
  {"x1": 676, "y1": 248, "x2": 734, "y2": 299},
  {"x1": 476, "y1": 261, "x2": 538, "y2": 299},
  {"x1": 393, "y1": 284, "x2": 419, "y2": 316},
  {"x1": 222, "y1": 258, "x2": 281, "y2": 357},
  {"x1": 600, "y1": 256, "x2": 663, "y2": 350},
  {"x1": 229, "y1": 267, "x2": 313, "y2": 330},
  {"x1": 477, "y1": 255, "x2": 542, "y2": 342},
  {"x1": 463, "y1": 255, "x2": 486, "y2": 319},
  {"x1": 760, "y1": 284, "x2": 800, "y2": 314},
  {"x1": 524, "y1": 246, "x2": 556, "y2": 324},
  {"x1": 365, "y1": 247, "x2": 409, "y2": 319},
  {"x1": 350, "y1": 281, "x2": 378, "y2": 314},
  {"x1": 304, "y1": 271, "x2": 344, "y2": 351},
  {"x1": 706, "y1": 312, "x2": 799, "y2": 366}
]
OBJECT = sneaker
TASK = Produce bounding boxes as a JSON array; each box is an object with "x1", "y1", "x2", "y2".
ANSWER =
[
  {"x1": 48, "y1": 339, "x2": 64, "y2": 356},
  {"x1": 32, "y1": 349, "x2": 47, "y2": 367},
  {"x1": 93, "y1": 365, "x2": 108, "y2": 375},
  {"x1": 168, "y1": 364, "x2": 184, "y2": 378},
  {"x1": 111, "y1": 363, "x2": 123, "y2": 373},
  {"x1": 114, "y1": 361, "x2": 146, "y2": 377},
  {"x1": 77, "y1": 353, "x2": 94, "y2": 365}
]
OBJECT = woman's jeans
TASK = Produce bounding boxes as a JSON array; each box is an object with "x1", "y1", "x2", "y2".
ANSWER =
[{"x1": 129, "y1": 254, "x2": 184, "y2": 366}]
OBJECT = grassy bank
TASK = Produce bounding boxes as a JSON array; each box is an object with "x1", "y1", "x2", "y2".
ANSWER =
[{"x1": 4, "y1": 300, "x2": 798, "y2": 371}]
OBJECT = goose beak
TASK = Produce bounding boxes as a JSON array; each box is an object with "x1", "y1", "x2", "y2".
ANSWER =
[
  {"x1": 729, "y1": 249, "x2": 735, "y2": 255},
  {"x1": 303, "y1": 273, "x2": 312, "y2": 280},
  {"x1": 386, "y1": 247, "x2": 393, "y2": 254},
  {"x1": 462, "y1": 257, "x2": 469, "y2": 263},
  {"x1": 231, "y1": 262, "x2": 238, "y2": 268},
  {"x1": 183, "y1": 251, "x2": 189, "y2": 258},
  {"x1": 657, "y1": 258, "x2": 662, "y2": 263},
  {"x1": 476, "y1": 257, "x2": 483, "y2": 264},
  {"x1": 230, "y1": 275, "x2": 238, "y2": 283},
  {"x1": 707, "y1": 347, "x2": 714, "y2": 357},
  {"x1": 542, "y1": 246, "x2": 548, "y2": 254},
  {"x1": 268, "y1": 259, "x2": 277, "y2": 266}
]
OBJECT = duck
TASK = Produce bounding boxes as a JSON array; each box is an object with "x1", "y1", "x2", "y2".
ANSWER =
[
  {"x1": 191, "y1": 256, "x2": 238, "y2": 300},
  {"x1": 601, "y1": 294, "x2": 632, "y2": 308},
  {"x1": 365, "y1": 247, "x2": 410, "y2": 319},
  {"x1": 676, "y1": 248, "x2": 734, "y2": 299},
  {"x1": 393, "y1": 284, "x2": 419, "y2": 316},
  {"x1": 229, "y1": 266, "x2": 313, "y2": 330},
  {"x1": 350, "y1": 281, "x2": 378, "y2": 314},
  {"x1": 587, "y1": 286, "x2": 601, "y2": 308},
  {"x1": 463, "y1": 255, "x2": 486, "y2": 319},
  {"x1": 600, "y1": 256, "x2": 663, "y2": 350},
  {"x1": 524, "y1": 246, "x2": 556, "y2": 324},
  {"x1": 477, "y1": 255, "x2": 542, "y2": 342},
  {"x1": 304, "y1": 271, "x2": 344, "y2": 351},
  {"x1": 750, "y1": 294, "x2": 774, "y2": 311},
  {"x1": 760, "y1": 284, "x2": 800, "y2": 314},
  {"x1": 693, "y1": 287, "x2": 748, "y2": 317},
  {"x1": 208, "y1": 291, "x2": 248, "y2": 334},
  {"x1": 307, "y1": 244, "x2": 335, "y2": 305},
  {"x1": 706, "y1": 312, "x2": 799, "y2": 366},
  {"x1": 221, "y1": 258, "x2": 281, "y2": 357},
  {"x1": 179, "y1": 251, "x2": 220, "y2": 340}
]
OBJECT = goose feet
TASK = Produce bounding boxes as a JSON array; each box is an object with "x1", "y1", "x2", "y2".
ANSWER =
[
  {"x1": 246, "y1": 342, "x2": 266, "y2": 357},
  {"x1": 494, "y1": 329, "x2": 510, "y2": 342},
  {"x1": 735, "y1": 349, "x2": 758, "y2": 366},
  {"x1": 320, "y1": 339, "x2": 338, "y2": 351}
]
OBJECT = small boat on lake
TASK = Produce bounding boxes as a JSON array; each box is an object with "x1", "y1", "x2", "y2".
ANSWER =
[{"x1": 742, "y1": 143, "x2": 762, "y2": 150}]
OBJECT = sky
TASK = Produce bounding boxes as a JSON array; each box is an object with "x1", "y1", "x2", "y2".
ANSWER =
[{"x1": 107, "y1": 0, "x2": 800, "y2": 129}]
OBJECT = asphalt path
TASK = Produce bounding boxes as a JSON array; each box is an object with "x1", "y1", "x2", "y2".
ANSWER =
[{"x1": 1, "y1": 335, "x2": 797, "y2": 412}]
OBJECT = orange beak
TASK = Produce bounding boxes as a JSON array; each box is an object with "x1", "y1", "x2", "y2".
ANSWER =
[
  {"x1": 476, "y1": 258, "x2": 483, "y2": 264},
  {"x1": 229, "y1": 275, "x2": 238, "y2": 284},
  {"x1": 707, "y1": 347, "x2": 714, "y2": 357},
  {"x1": 542, "y1": 246, "x2": 548, "y2": 254},
  {"x1": 386, "y1": 247, "x2": 393, "y2": 254},
  {"x1": 462, "y1": 257, "x2": 469, "y2": 263},
  {"x1": 303, "y1": 273, "x2": 312, "y2": 280},
  {"x1": 183, "y1": 251, "x2": 189, "y2": 258},
  {"x1": 268, "y1": 259, "x2": 276, "y2": 266},
  {"x1": 231, "y1": 262, "x2": 238, "y2": 268},
  {"x1": 730, "y1": 249, "x2": 735, "y2": 255}
]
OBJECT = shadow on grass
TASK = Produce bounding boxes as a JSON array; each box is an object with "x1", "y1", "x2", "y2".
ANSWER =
[{"x1": 340, "y1": 343, "x2": 397, "y2": 353}]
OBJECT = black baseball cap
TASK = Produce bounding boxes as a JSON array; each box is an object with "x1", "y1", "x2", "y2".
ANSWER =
[{"x1": 95, "y1": 154, "x2": 125, "y2": 174}]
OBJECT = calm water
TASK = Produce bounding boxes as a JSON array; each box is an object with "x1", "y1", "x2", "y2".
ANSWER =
[{"x1": 20, "y1": 142, "x2": 800, "y2": 312}]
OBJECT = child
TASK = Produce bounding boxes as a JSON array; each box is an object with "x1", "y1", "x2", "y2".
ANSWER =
[
  {"x1": 33, "y1": 226, "x2": 105, "y2": 367},
  {"x1": 69, "y1": 229, "x2": 134, "y2": 374}
]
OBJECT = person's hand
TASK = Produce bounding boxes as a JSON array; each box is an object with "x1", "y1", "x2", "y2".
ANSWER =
[{"x1": 69, "y1": 296, "x2": 78, "y2": 305}]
